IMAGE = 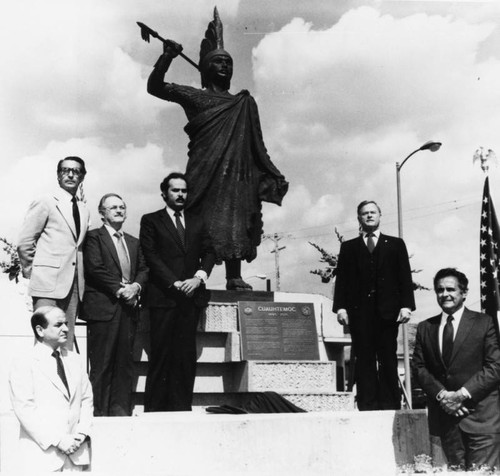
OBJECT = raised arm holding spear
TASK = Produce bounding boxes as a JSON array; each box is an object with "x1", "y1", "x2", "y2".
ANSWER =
[
  {"x1": 137, "y1": 7, "x2": 288, "y2": 291},
  {"x1": 137, "y1": 22, "x2": 199, "y2": 71}
]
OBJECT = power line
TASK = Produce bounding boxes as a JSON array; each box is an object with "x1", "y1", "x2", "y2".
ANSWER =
[
  {"x1": 264, "y1": 197, "x2": 480, "y2": 241},
  {"x1": 262, "y1": 232, "x2": 289, "y2": 291}
]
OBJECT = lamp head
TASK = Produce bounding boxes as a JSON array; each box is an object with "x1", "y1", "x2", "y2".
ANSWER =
[{"x1": 419, "y1": 141, "x2": 442, "y2": 152}]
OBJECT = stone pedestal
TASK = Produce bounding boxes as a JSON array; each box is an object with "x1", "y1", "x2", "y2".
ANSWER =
[{"x1": 133, "y1": 290, "x2": 353, "y2": 413}]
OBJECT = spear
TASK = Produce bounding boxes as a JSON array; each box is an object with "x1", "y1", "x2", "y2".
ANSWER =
[{"x1": 137, "y1": 22, "x2": 200, "y2": 71}]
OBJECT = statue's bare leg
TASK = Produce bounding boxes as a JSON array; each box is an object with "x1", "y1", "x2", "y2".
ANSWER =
[{"x1": 225, "y1": 259, "x2": 252, "y2": 291}]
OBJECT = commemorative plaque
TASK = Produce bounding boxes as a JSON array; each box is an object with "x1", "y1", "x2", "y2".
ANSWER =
[{"x1": 238, "y1": 301, "x2": 319, "y2": 360}]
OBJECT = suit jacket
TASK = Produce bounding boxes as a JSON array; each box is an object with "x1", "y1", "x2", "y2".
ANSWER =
[
  {"x1": 412, "y1": 308, "x2": 500, "y2": 436},
  {"x1": 332, "y1": 234, "x2": 415, "y2": 320},
  {"x1": 9, "y1": 343, "x2": 93, "y2": 471},
  {"x1": 17, "y1": 189, "x2": 90, "y2": 300},
  {"x1": 80, "y1": 226, "x2": 149, "y2": 321},
  {"x1": 139, "y1": 208, "x2": 216, "y2": 308}
]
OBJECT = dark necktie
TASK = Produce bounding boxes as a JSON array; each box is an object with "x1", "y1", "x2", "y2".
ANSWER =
[
  {"x1": 442, "y1": 315, "x2": 454, "y2": 367},
  {"x1": 52, "y1": 350, "x2": 70, "y2": 397},
  {"x1": 114, "y1": 232, "x2": 131, "y2": 282},
  {"x1": 174, "y1": 211, "x2": 186, "y2": 247},
  {"x1": 366, "y1": 233, "x2": 376, "y2": 253},
  {"x1": 72, "y1": 196, "x2": 81, "y2": 240}
]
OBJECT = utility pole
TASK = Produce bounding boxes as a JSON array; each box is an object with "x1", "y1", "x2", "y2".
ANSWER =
[{"x1": 263, "y1": 233, "x2": 287, "y2": 291}]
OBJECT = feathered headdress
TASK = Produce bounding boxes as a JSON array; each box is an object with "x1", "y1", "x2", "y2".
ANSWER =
[{"x1": 199, "y1": 7, "x2": 231, "y2": 71}]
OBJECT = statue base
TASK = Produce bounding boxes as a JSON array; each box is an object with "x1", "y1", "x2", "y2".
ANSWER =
[{"x1": 133, "y1": 289, "x2": 353, "y2": 412}]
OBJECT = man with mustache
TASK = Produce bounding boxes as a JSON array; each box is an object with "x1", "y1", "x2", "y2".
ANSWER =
[
  {"x1": 413, "y1": 268, "x2": 500, "y2": 470},
  {"x1": 80, "y1": 193, "x2": 148, "y2": 416},
  {"x1": 17, "y1": 157, "x2": 90, "y2": 350},
  {"x1": 146, "y1": 8, "x2": 288, "y2": 291},
  {"x1": 140, "y1": 172, "x2": 216, "y2": 411}
]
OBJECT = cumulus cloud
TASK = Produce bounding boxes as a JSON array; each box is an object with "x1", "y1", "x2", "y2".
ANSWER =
[
  {"x1": 3, "y1": 2, "x2": 500, "y2": 317},
  {"x1": 249, "y1": 6, "x2": 500, "y2": 313},
  {"x1": 254, "y1": 7, "x2": 496, "y2": 135},
  {"x1": 0, "y1": 0, "x2": 241, "y2": 160},
  {"x1": 0, "y1": 138, "x2": 169, "y2": 240}
]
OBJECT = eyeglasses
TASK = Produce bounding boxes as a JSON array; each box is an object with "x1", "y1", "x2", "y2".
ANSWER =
[
  {"x1": 103, "y1": 205, "x2": 126, "y2": 211},
  {"x1": 59, "y1": 167, "x2": 83, "y2": 177}
]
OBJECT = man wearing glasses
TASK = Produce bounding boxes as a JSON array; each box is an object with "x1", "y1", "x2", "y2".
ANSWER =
[
  {"x1": 81, "y1": 193, "x2": 148, "y2": 416},
  {"x1": 18, "y1": 156, "x2": 90, "y2": 350}
]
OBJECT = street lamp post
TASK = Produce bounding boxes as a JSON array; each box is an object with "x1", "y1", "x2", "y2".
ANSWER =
[
  {"x1": 254, "y1": 274, "x2": 271, "y2": 292},
  {"x1": 396, "y1": 140, "x2": 442, "y2": 409}
]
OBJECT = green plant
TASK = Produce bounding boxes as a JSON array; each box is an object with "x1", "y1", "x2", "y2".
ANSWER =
[
  {"x1": 0, "y1": 237, "x2": 21, "y2": 283},
  {"x1": 309, "y1": 230, "x2": 430, "y2": 291}
]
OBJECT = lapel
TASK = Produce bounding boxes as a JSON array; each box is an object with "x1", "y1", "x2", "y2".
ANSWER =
[
  {"x1": 184, "y1": 212, "x2": 196, "y2": 251},
  {"x1": 356, "y1": 235, "x2": 368, "y2": 262},
  {"x1": 123, "y1": 232, "x2": 137, "y2": 277},
  {"x1": 60, "y1": 348, "x2": 77, "y2": 402},
  {"x1": 427, "y1": 315, "x2": 444, "y2": 367},
  {"x1": 376, "y1": 233, "x2": 388, "y2": 263},
  {"x1": 159, "y1": 209, "x2": 186, "y2": 253},
  {"x1": 34, "y1": 344, "x2": 71, "y2": 401},
  {"x1": 54, "y1": 192, "x2": 77, "y2": 241},
  {"x1": 449, "y1": 308, "x2": 475, "y2": 366},
  {"x1": 99, "y1": 226, "x2": 122, "y2": 272},
  {"x1": 76, "y1": 199, "x2": 88, "y2": 246}
]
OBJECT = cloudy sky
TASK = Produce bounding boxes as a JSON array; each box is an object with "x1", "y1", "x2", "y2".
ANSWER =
[{"x1": 2, "y1": 0, "x2": 500, "y2": 322}]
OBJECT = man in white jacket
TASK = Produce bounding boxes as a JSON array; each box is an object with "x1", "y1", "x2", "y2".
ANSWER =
[
  {"x1": 9, "y1": 306, "x2": 93, "y2": 472},
  {"x1": 17, "y1": 156, "x2": 90, "y2": 349}
]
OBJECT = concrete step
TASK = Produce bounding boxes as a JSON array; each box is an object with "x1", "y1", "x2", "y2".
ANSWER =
[
  {"x1": 131, "y1": 391, "x2": 355, "y2": 414},
  {"x1": 1, "y1": 410, "x2": 433, "y2": 474},
  {"x1": 193, "y1": 391, "x2": 355, "y2": 412},
  {"x1": 236, "y1": 360, "x2": 336, "y2": 393},
  {"x1": 134, "y1": 360, "x2": 337, "y2": 395},
  {"x1": 196, "y1": 332, "x2": 241, "y2": 362},
  {"x1": 134, "y1": 331, "x2": 242, "y2": 364}
]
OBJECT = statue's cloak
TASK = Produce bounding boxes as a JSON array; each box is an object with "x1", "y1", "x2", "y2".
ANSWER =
[{"x1": 164, "y1": 84, "x2": 288, "y2": 263}]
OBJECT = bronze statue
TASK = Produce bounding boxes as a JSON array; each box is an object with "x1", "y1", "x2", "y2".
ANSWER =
[{"x1": 141, "y1": 8, "x2": 288, "y2": 290}]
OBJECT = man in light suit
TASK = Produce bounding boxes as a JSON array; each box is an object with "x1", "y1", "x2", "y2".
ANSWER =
[
  {"x1": 413, "y1": 268, "x2": 500, "y2": 470},
  {"x1": 17, "y1": 156, "x2": 90, "y2": 349},
  {"x1": 140, "y1": 172, "x2": 216, "y2": 411},
  {"x1": 9, "y1": 306, "x2": 93, "y2": 472},
  {"x1": 333, "y1": 200, "x2": 415, "y2": 410},
  {"x1": 81, "y1": 193, "x2": 148, "y2": 416}
]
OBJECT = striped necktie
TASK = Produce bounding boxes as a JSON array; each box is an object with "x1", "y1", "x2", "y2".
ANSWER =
[
  {"x1": 174, "y1": 211, "x2": 186, "y2": 247},
  {"x1": 114, "y1": 232, "x2": 131, "y2": 282}
]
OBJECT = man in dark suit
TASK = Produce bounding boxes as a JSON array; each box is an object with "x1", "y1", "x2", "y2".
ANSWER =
[
  {"x1": 333, "y1": 200, "x2": 415, "y2": 410},
  {"x1": 80, "y1": 193, "x2": 148, "y2": 416},
  {"x1": 140, "y1": 172, "x2": 216, "y2": 412},
  {"x1": 412, "y1": 268, "x2": 500, "y2": 470}
]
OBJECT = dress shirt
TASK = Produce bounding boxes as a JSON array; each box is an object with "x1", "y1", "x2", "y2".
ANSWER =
[
  {"x1": 165, "y1": 206, "x2": 207, "y2": 283},
  {"x1": 362, "y1": 229, "x2": 380, "y2": 247},
  {"x1": 436, "y1": 305, "x2": 470, "y2": 399},
  {"x1": 57, "y1": 187, "x2": 78, "y2": 204},
  {"x1": 438, "y1": 305, "x2": 465, "y2": 353},
  {"x1": 166, "y1": 206, "x2": 185, "y2": 228},
  {"x1": 104, "y1": 225, "x2": 131, "y2": 263}
]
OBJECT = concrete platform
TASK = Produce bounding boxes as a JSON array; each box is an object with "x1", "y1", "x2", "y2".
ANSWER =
[
  {"x1": 129, "y1": 290, "x2": 354, "y2": 413},
  {"x1": 0, "y1": 409, "x2": 430, "y2": 475}
]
